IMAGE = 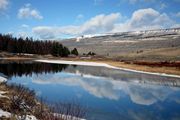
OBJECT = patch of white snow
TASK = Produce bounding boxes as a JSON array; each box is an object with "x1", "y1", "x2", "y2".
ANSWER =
[{"x1": 0, "y1": 109, "x2": 11, "y2": 118}]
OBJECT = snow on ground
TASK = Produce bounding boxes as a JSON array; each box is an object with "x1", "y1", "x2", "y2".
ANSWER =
[
  {"x1": 35, "y1": 60, "x2": 180, "y2": 78},
  {"x1": 0, "y1": 109, "x2": 11, "y2": 118},
  {"x1": 16, "y1": 115, "x2": 38, "y2": 120},
  {"x1": 0, "y1": 91, "x2": 8, "y2": 98},
  {"x1": 103, "y1": 40, "x2": 137, "y2": 43},
  {"x1": 0, "y1": 74, "x2": 9, "y2": 98},
  {"x1": 0, "y1": 76, "x2": 7, "y2": 83},
  {"x1": 35, "y1": 60, "x2": 110, "y2": 67},
  {"x1": 25, "y1": 115, "x2": 38, "y2": 120},
  {"x1": 54, "y1": 113, "x2": 86, "y2": 120}
]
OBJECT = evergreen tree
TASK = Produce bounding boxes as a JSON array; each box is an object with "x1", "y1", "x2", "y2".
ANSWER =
[
  {"x1": 62, "y1": 46, "x2": 70, "y2": 57},
  {"x1": 71, "y1": 48, "x2": 78, "y2": 56},
  {"x1": 0, "y1": 34, "x2": 71, "y2": 57},
  {"x1": 87, "y1": 51, "x2": 96, "y2": 56}
]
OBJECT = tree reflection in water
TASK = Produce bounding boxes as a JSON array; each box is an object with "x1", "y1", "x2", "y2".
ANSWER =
[{"x1": 0, "y1": 61, "x2": 69, "y2": 77}]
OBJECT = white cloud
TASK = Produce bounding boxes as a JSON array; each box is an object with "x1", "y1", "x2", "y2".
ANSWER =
[
  {"x1": 76, "y1": 14, "x2": 84, "y2": 20},
  {"x1": 21, "y1": 24, "x2": 29, "y2": 29},
  {"x1": 18, "y1": 3, "x2": 43, "y2": 20},
  {"x1": 17, "y1": 31, "x2": 28, "y2": 38},
  {"x1": 33, "y1": 8, "x2": 176, "y2": 39},
  {"x1": 32, "y1": 26, "x2": 57, "y2": 39},
  {"x1": 112, "y1": 8, "x2": 174, "y2": 32},
  {"x1": 80, "y1": 13, "x2": 120, "y2": 34},
  {"x1": 172, "y1": 24, "x2": 180, "y2": 28},
  {"x1": 33, "y1": 13, "x2": 121, "y2": 39},
  {"x1": 0, "y1": 0, "x2": 8, "y2": 11}
]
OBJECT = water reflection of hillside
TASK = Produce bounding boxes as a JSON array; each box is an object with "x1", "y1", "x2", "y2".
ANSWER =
[
  {"x1": 2, "y1": 61, "x2": 180, "y2": 120},
  {"x1": 0, "y1": 60, "x2": 180, "y2": 87},
  {"x1": 32, "y1": 72, "x2": 180, "y2": 105},
  {"x1": 64, "y1": 65, "x2": 180, "y2": 87}
]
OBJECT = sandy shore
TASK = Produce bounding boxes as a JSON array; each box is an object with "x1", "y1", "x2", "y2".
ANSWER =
[{"x1": 35, "y1": 59, "x2": 180, "y2": 78}]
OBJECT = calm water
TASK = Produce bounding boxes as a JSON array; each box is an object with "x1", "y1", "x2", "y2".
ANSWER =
[{"x1": 1, "y1": 61, "x2": 180, "y2": 120}]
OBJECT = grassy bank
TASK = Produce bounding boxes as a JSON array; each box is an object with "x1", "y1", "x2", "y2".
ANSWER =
[
  {"x1": 54, "y1": 57, "x2": 180, "y2": 76},
  {"x1": 1, "y1": 52, "x2": 180, "y2": 76},
  {"x1": 0, "y1": 83, "x2": 86, "y2": 120}
]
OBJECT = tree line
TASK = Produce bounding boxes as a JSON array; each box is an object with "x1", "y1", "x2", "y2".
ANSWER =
[{"x1": 0, "y1": 34, "x2": 78, "y2": 57}]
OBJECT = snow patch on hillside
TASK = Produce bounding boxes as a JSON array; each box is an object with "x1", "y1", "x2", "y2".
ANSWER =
[{"x1": 75, "y1": 28, "x2": 180, "y2": 41}]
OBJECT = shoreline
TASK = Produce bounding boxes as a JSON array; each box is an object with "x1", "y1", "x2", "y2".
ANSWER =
[
  {"x1": 35, "y1": 59, "x2": 180, "y2": 78},
  {"x1": 0, "y1": 79, "x2": 86, "y2": 120},
  {"x1": 1, "y1": 56, "x2": 180, "y2": 78}
]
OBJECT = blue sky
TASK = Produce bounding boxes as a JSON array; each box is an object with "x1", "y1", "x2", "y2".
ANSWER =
[{"x1": 0, "y1": 0, "x2": 180, "y2": 39}]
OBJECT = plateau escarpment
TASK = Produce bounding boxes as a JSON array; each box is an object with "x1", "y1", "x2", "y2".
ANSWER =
[{"x1": 62, "y1": 28, "x2": 180, "y2": 61}]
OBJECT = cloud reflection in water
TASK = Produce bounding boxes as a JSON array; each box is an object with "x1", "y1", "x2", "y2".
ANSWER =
[{"x1": 32, "y1": 71, "x2": 179, "y2": 106}]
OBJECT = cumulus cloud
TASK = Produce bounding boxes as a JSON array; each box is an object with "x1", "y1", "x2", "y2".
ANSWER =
[
  {"x1": 0, "y1": 0, "x2": 8, "y2": 11},
  {"x1": 33, "y1": 8, "x2": 176, "y2": 39},
  {"x1": 80, "y1": 13, "x2": 120, "y2": 34},
  {"x1": 18, "y1": 3, "x2": 43, "y2": 20},
  {"x1": 33, "y1": 13, "x2": 120, "y2": 39},
  {"x1": 32, "y1": 26, "x2": 57, "y2": 39},
  {"x1": 112, "y1": 8, "x2": 174, "y2": 32}
]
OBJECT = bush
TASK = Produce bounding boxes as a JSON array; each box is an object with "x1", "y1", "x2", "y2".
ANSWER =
[{"x1": 8, "y1": 84, "x2": 36, "y2": 115}]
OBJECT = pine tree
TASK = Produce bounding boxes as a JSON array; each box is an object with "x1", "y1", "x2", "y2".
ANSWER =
[
  {"x1": 71, "y1": 48, "x2": 78, "y2": 56},
  {"x1": 0, "y1": 34, "x2": 71, "y2": 57}
]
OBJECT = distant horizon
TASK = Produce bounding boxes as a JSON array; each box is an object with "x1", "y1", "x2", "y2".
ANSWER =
[
  {"x1": 0, "y1": 0, "x2": 180, "y2": 39},
  {"x1": 1, "y1": 27, "x2": 180, "y2": 41}
]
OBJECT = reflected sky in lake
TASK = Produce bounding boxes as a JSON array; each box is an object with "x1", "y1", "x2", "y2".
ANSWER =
[{"x1": 2, "y1": 61, "x2": 180, "y2": 120}]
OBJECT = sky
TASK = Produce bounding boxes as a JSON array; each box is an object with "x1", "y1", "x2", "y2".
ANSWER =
[{"x1": 0, "y1": 0, "x2": 180, "y2": 39}]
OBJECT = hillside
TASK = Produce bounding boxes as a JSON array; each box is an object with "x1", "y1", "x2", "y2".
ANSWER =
[{"x1": 61, "y1": 28, "x2": 180, "y2": 61}]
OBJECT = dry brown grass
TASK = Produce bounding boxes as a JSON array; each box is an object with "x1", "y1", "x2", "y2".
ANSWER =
[
  {"x1": 56, "y1": 57, "x2": 180, "y2": 76},
  {"x1": 105, "y1": 61, "x2": 180, "y2": 76},
  {"x1": 2, "y1": 53, "x2": 180, "y2": 76},
  {"x1": 0, "y1": 83, "x2": 87, "y2": 120}
]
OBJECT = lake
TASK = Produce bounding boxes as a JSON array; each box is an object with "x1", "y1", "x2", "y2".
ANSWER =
[{"x1": 1, "y1": 60, "x2": 180, "y2": 120}]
